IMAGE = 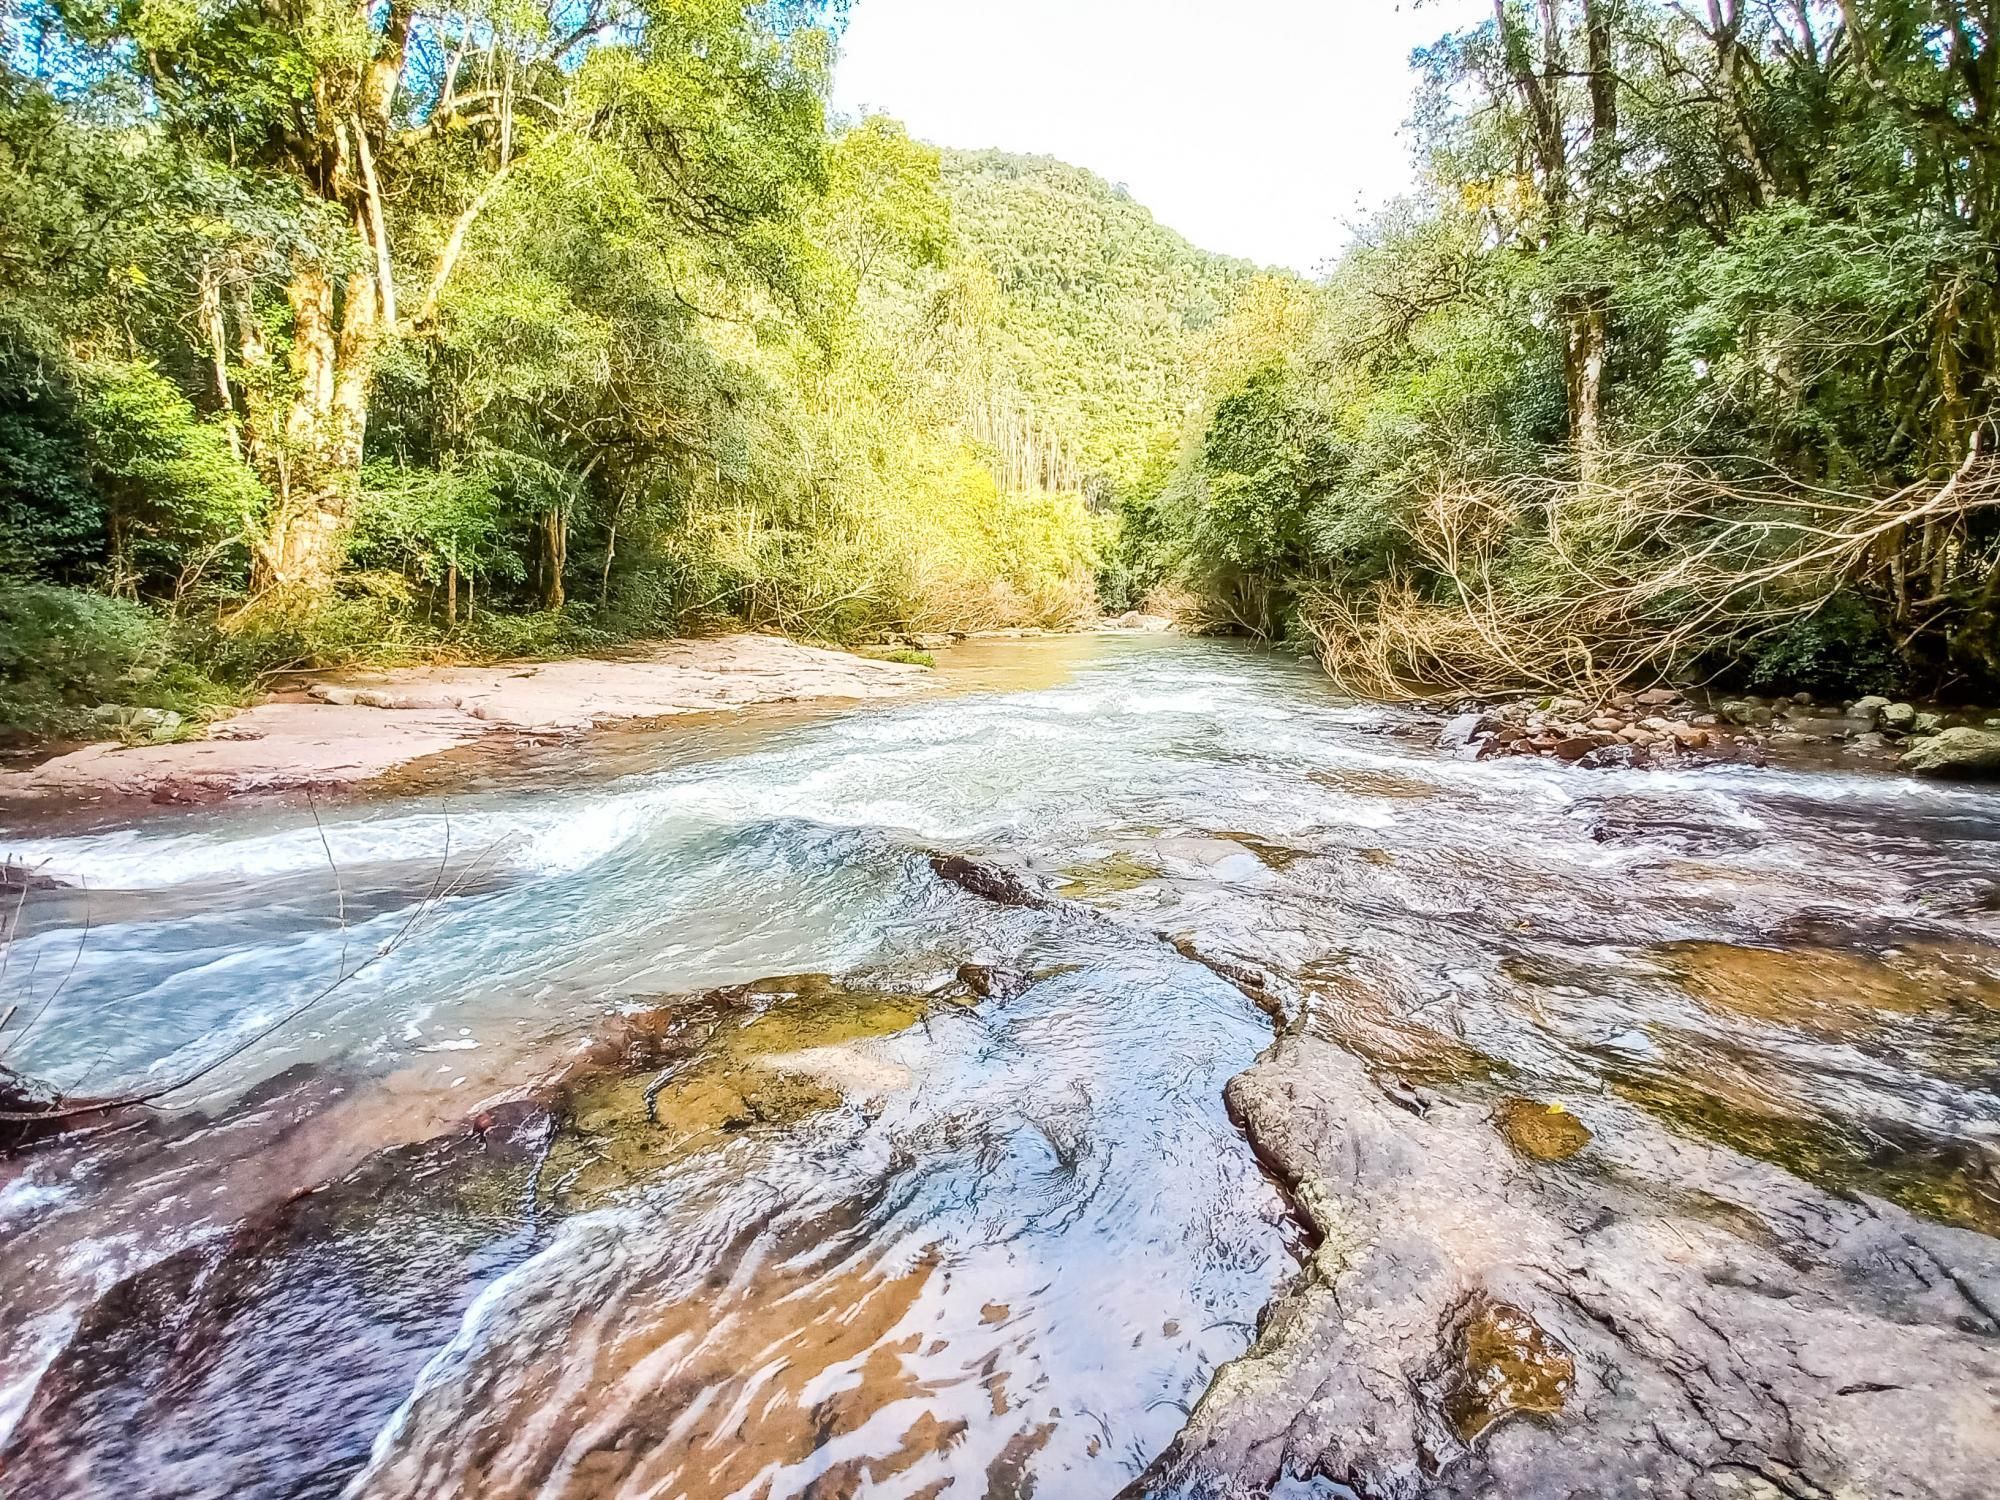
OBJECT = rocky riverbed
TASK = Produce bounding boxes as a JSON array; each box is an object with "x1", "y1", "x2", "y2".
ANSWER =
[
  {"x1": 1429, "y1": 685, "x2": 2000, "y2": 779},
  {"x1": 2, "y1": 636, "x2": 1996, "y2": 1499}
]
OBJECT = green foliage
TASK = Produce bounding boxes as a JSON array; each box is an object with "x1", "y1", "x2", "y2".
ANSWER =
[
  {"x1": 1143, "y1": 0, "x2": 2000, "y2": 693},
  {"x1": 1737, "y1": 595, "x2": 1901, "y2": 699},
  {"x1": 0, "y1": 333, "x2": 99, "y2": 580},
  {"x1": 82, "y1": 361, "x2": 259, "y2": 593},
  {"x1": 0, "y1": 582, "x2": 236, "y2": 732},
  {"x1": 942, "y1": 150, "x2": 1253, "y2": 496}
]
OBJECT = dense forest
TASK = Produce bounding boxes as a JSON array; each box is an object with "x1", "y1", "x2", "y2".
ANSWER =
[
  {"x1": 1120, "y1": 0, "x2": 2000, "y2": 700},
  {"x1": 0, "y1": 0, "x2": 1240, "y2": 734},
  {"x1": 4, "y1": 0, "x2": 2000, "y2": 736}
]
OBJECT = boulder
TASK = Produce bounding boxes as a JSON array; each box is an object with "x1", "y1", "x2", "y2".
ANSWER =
[
  {"x1": 1437, "y1": 713, "x2": 1488, "y2": 752},
  {"x1": 1717, "y1": 701, "x2": 1773, "y2": 728},
  {"x1": 1634, "y1": 687, "x2": 1680, "y2": 708},
  {"x1": 1848, "y1": 694, "x2": 1891, "y2": 729},
  {"x1": 1879, "y1": 701, "x2": 1918, "y2": 733},
  {"x1": 1901, "y1": 727, "x2": 2000, "y2": 779},
  {"x1": 1913, "y1": 711, "x2": 1945, "y2": 736}
]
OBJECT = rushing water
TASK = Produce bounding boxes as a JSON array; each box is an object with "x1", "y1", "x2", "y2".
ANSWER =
[{"x1": 1, "y1": 635, "x2": 1997, "y2": 1499}]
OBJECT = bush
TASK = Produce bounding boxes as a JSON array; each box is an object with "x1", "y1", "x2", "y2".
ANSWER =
[
  {"x1": 0, "y1": 580, "x2": 215, "y2": 736},
  {"x1": 1735, "y1": 594, "x2": 1901, "y2": 699}
]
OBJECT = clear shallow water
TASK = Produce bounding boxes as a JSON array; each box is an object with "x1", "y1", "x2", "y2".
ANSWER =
[{"x1": 1, "y1": 635, "x2": 1998, "y2": 1498}]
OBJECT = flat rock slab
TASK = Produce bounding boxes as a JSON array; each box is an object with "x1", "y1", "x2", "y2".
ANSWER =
[
  {"x1": 1129, "y1": 1029, "x2": 2000, "y2": 1500},
  {"x1": 0, "y1": 635, "x2": 922, "y2": 805},
  {"x1": 306, "y1": 633, "x2": 922, "y2": 732}
]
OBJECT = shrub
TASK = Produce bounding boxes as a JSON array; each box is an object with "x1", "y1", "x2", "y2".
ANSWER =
[
  {"x1": 0, "y1": 583, "x2": 167, "y2": 732},
  {"x1": 1736, "y1": 594, "x2": 1900, "y2": 699}
]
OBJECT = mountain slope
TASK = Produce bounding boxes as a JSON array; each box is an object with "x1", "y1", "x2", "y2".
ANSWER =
[{"x1": 941, "y1": 150, "x2": 1257, "y2": 494}]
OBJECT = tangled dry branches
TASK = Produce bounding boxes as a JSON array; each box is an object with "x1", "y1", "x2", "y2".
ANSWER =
[{"x1": 1304, "y1": 443, "x2": 2000, "y2": 700}]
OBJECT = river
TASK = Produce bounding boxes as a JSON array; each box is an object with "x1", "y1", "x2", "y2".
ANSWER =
[{"x1": 1, "y1": 634, "x2": 1997, "y2": 1498}]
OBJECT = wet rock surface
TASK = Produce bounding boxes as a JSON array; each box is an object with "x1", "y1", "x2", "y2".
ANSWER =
[
  {"x1": 0, "y1": 975, "x2": 953, "y2": 1499},
  {"x1": 6, "y1": 637, "x2": 2000, "y2": 1500},
  {"x1": 1130, "y1": 1023, "x2": 2000, "y2": 1500}
]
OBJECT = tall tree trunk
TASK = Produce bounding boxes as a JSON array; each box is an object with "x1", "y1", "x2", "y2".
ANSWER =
[
  {"x1": 1565, "y1": 290, "x2": 1610, "y2": 485},
  {"x1": 250, "y1": 248, "x2": 383, "y2": 596},
  {"x1": 238, "y1": 0, "x2": 413, "y2": 602},
  {"x1": 542, "y1": 507, "x2": 567, "y2": 611},
  {"x1": 1571, "y1": 0, "x2": 1617, "y2": 483}
]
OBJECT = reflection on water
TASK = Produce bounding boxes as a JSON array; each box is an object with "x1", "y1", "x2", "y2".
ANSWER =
[{"x1": 2, "y1": 634, "x2": 1998, "y2": 1497}]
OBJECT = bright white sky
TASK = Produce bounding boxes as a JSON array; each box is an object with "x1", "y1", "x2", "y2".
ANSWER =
[{"x1": 832, "y1": 0, "x2": 1491, "y2": 274}]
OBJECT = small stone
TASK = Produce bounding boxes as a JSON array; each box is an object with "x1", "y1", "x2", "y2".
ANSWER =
[
  {"x1": 1580, "y1": 743, "x2": 1646, "y2": 769},
  {"x1": 1635, "y1": 687, "x2": 1680, "y2": 708}
]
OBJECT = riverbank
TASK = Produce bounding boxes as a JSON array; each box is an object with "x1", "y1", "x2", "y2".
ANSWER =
[
  {"x1": 1423, "y1": 684, "x2": 2000, "y2": 779},
  {"x1": 0, "y1": 634, "x2": 925, "y2": 808}
]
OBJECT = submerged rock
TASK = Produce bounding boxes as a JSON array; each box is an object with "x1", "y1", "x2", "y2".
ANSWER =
[
  {"x1": 0, "y1": 858, "x2": 67, "y2": 893},
  {"x1": 1437, "y1": 713, "x2": 1489, "y2": 753},
  {"x1": 1433, "y1": 1297, "x2": 1574, "y2": 1445},
  {"x1": 1903, "y1": 727, "x2": 2000, "y2": 778},
  {"x1": 1494, "y1": 1097, "x2": 1591, "y2": 1162}
]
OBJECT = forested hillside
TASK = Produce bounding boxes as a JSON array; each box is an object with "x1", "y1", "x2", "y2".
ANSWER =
[
  {"x1": 0, "y1": 0, "x2": 1245, "y2": 735},
  {"x1": 1130, "y1": 0, "x2": 2000, "y2": 701},
  {"x1": 941, "y1": 151, "x2": 1251, "y2": 496}
]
